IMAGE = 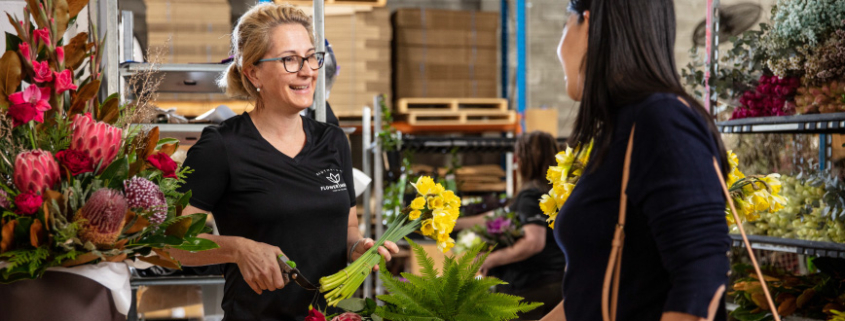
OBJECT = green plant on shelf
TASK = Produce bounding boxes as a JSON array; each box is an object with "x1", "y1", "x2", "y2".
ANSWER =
[{"x1": 377, "y1": 94, "x2": 400, "y2": 152}]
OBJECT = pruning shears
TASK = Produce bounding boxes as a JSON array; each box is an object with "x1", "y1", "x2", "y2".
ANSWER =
[{"x1": 277, "y1": 254, "x2": 318, "y2": 291}]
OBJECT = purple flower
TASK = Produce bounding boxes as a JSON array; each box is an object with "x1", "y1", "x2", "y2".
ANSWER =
[
  {"x1": 124, "y1": 177, "x2": 167, "y2": 224},
  {"x1": 0, "y1": 190, "x2": 10, "y2": 209},
  {"x1": 486, "y1": 217, "x2": 512, "y2": 235}
]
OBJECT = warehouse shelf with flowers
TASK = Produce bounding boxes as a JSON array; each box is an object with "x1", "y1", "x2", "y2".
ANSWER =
[
  {"x1": 0, "y1": 0, "x2": 217, "y2": 283},
  {"x1": 683, "y1": 0, "x2": 845, "y2": 122}
]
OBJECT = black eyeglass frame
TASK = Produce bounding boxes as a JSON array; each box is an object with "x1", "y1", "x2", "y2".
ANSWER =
[{"x1": 254, "y1": 52, "x2": 326, "y2": 73}]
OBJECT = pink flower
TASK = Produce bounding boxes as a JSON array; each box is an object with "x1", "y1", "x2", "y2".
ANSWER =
[
  {"x1": 56, "y1": 46, "x2": 64, "y2": 64},
  {"x1": 14, "y1": 190, "x2": 43, "y2": 215},
  {"x1": 54, "y1": 69, "x2": 77, "y2": 94},
  {"x1": 33, "y1": 28, "x2": 50, "y2": 47},
  {"x1": 18, "y1": 43, "x2": 31, "y2": 61},
  {"x1": 331, "y1": 312, "x2": 363, "y2": 321},
  {"x1": 32, "y1": 61, "x2": 53, "y2": 83},
  {"x1": 7, "y1": 85, "x2": 51, "y2": 127}
]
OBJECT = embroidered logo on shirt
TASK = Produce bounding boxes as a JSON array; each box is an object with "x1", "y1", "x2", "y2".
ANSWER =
[{"x1": 316, "y1": 169, "x2": 347, "y2": 192}]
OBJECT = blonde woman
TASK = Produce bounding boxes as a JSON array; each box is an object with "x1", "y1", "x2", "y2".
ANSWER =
[{"x1": 170, "y1": 4, "x2": 398, "y2": 320}]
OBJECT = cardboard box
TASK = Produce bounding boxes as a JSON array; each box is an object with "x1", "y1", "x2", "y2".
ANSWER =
[
  {"x1": 393, "y1": 9, "x2": 498, "y2": 31},
  {"x1": 525, "y1": 108, "x2": 559, "y2": 137},
  {"x1": 396, "y1": 79, "x2": 497, "y2": 98},
  {"x1": 396, "y1": 63, "x2": 498, "y2": 81},
  {"x1": 395, "y1": 29, "x2": 497, "y2": 48}
]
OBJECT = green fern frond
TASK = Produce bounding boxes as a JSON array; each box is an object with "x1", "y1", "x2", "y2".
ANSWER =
[
  {"x1": 407, "y1": 237, "x2": 438, "y2": 279},
  {"x1": 376, "y1": 238, "x2": 542, "y2": 321}
]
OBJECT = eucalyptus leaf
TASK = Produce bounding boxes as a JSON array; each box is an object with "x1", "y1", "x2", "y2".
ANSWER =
[
  {"x1": 156, "y1": 138, "x2": 180, "y2": 149},
  {"x1": 337, "y1": 298, "x2": 367, "y2": 312}
]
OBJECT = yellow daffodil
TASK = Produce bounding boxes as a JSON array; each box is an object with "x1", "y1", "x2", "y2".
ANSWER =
[
  {"x1": 410, "y1": 197, "x2": 426, "y2": 210},
  {"x1": 553, "y1": 182, "x2": 574, "y2": 207},
  {"x1": 447, "y1": 207, "x2": 460, "y2": 220},
  {"x1": 540, "y1": 193, "x2": 557, "y2": 215},
  {"x1": 436, "y1": 231, "x2": 449, "y2": 243},
  {"x1": 547, "y1": 166, "x2": 563, "y2": 184},
  {"x1": 442, "y1": 190, "x2": 461, "y2": 208},
  {"x1": 413, "y1": 176, "x2": 436, "y2": 195},
  {"x1": 751, "y1": 191, "x2": 770, "y2": 212},
  {"x1": 546, "y1": 213, "x2": 557, "y2": 228},
  {"x1": 768, "y1": 194, "x2": 786, "y2": 212},
  {"x1": 437, "y1": 238, "x2": 455, "y2": 253},
  {"x1": 433, "y1": 183, "x2": 445, "y2": 195},
  {"x1": 556, "y1": 147, "x2": 577, "y2": 169},
  {"x1": 421, "y1": 219, "x2": 435, "y2": 236},
  {"x1": 578, "y1": 140, "x2": 594, "y2": 164},
  {"x1": 427, "y1": 196, "x2": 445, "y2": 209},
  {"x1": 761, "y1": 174, "x2": 782, "y2": 194},
  {"x1": 727, "y1": 150, "x2": 740, "y2": 168},
  {"x1": 409, "y1": 210, "x2": 422, "y2": 220}
]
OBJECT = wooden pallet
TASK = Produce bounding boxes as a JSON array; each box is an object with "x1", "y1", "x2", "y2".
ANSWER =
[
  {"x1": 398, "y1": 110, "x2": 516, "y2": 125},
  {"x1": 275, "y1": 0, "x2": 386, "y2": 7},
  {"x1": 396, "y1": 98, "x2": 508, "y2": 113}
]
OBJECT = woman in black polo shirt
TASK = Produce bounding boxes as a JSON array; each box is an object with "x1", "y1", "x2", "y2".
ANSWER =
[
  {"x1": 169, "y1": 4, "x2": 397, "y2": 321},
  {"x1": 455, "y1": 131, "x2": 566, "y2": 320}
]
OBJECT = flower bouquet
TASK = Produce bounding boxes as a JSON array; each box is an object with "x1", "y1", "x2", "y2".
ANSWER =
[
  {"x1": 453, "y1": 208, "x2": 524, "y2": 255},
  {"x1": 319, "y1": 176, "x2": 460, "y2": 306},
  {"x1": 0, "y1": 0, "x2": 217, "y2": 283},
  {"x1": 540, "y1": 140, "x2": 593, "y2": 229}
]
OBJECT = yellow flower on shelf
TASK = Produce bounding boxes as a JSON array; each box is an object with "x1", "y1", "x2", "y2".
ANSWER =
[
  {"x1": 751, "y1": 191, "x2": 770, "y2": 212},
  {"x1": 413, "y1": 176, "x2": 436, "y2": 195},
  {"x1": 410, "y1": 197, "x2": 426, "y2": 210},
  {"x1": 727, "y1": 150, "x2": 740, "y2": 168},
  {"x1": 761, "y1": 174, "x2": 782, "y2": 194},
  {"x1": 409, "y1": 210, "x2": 422, "y2": 220}
]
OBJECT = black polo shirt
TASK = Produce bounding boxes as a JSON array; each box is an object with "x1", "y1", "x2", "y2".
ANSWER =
[
  {"x1": 180, "y1": 113, "x2": 355, "y2": 321},
  {"x1": 490, "y1": 187, "x2": 566, "y2": 292}
]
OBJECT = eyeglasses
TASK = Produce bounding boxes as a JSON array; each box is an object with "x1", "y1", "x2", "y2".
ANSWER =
[{"x1": 255, "y1": 52, "x2": 325, "y2": 73}]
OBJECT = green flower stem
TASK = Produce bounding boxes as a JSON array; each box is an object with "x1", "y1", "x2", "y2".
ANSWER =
[
  {"x1": 28, "y1": 123, "x2": 37, "y2": 149},
  {"x1": 320, "y1": 211, "x2": 423, "y2": 306}
]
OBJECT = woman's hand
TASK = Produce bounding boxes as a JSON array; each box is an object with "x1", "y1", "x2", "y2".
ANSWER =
[
  {"x1": 479, "y1": 252, "x2": 501, "y2": 277},
  {"x1": 351, "y1": 238, "x2": 400, "y2": 271},
  {"x1": 234, "y1": 238, "x2": 286, "y2": 295}
]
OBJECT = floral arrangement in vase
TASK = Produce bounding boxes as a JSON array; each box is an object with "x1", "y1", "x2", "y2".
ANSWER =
[
  {"x1": 682, "y1": 0, "x2": 845, "y2": 119},
  {"x1": 0, "y1": 0, "x2": 216, "y2": 282},
  {"x1": 320, "y1": 176, "x2": 460, "y2": 307}
]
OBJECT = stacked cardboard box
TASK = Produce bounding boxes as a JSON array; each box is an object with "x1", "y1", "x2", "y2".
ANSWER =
[
  {"x1": 393, "y1": 9, "x2": 498, "y2": 99},
  {"x1": 145, "y1": 0, "x2": 232, "y2": 64},
  {"x1": 320, "y1": 6, "x2": 392, "y2": 118}
]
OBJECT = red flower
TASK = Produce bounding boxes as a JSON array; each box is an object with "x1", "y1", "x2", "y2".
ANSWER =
[
  {"x1": 304, "y1": 309, "x2": 327, "y2": 321},
  {"x1": 56, "y1": 46, "x2": 65, "y2": 64},
  {"x1": 147, "y1": 152, "x2": 178, "y2": 178},
  {"x1": 7, "y1": 103, "x2": 39, "y2": 127},
  {"x1": 331, "y1": 312, "x2": 363, "y2": 321},
  {"x1": 56, "y1": 149, "x2": 94, "y2": 176},
  {"x1": 54, "y1": 69, "x2": 77, "y2": 94},
  {"x1": 14, "y1": 190, "x2": 43, "y2": 215},
  {"x1": 33, "y1": 28, "x2": 50, "y2": 46},
  {"x1": 18, "y1": 43, "x2": 31, "y2": 61},
  {"x1": 8, "y1": 85, "x2": 51, "y2": 127},
  {"x1": 32, "y1": 61, "x2": 53, "y2": 83}
]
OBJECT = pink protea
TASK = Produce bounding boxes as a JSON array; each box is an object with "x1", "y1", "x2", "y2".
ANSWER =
[
  {"x1": 75, "y1": 188, "x2": 128, "y2": 245},
  {"x1": 124, "y1": 177, "x2": 167, "y2": 224},
  {"x1": 71, "y1": 113, "x2": 123, "y2": 172},
  {"x1": 14, "y1": 150, "x2": 60, "y2": 193}
]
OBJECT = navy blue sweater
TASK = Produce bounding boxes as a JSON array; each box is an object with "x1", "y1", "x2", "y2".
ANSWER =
[{"x1": 555, "y1": 93, "x2": 731, "y2": 320}]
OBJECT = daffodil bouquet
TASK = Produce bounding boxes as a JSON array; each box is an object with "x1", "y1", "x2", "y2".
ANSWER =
[
  {"x1": 540, "y1": 141, "x2": 594, "y2": 228},
  {"x1": 320, "y1": 176, "x2": 460, "y2": 306},
  {"x1": 725, "y1": 151, "x2": 787, "y2": 225}
]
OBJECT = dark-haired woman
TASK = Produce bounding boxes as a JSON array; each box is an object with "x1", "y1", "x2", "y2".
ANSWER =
[
  {"x1": 542, "y1": 0, "x2": 731, "y2": 320},
  {"x1": 455, "y1": 131, "x2": 566, "y2": 320}
]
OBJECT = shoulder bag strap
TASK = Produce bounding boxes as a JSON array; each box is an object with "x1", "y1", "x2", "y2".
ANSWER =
[{"x1": 601, "y1": 122, "x2": 782, "y2": 321}]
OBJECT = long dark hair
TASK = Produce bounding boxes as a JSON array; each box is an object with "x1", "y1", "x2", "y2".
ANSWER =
[
  {"x1": 515, "y1": 131, "x2": 560, "y2": 191},
  {"x1": 567, "y1": 0, "x2": 728, "y2": 176}
]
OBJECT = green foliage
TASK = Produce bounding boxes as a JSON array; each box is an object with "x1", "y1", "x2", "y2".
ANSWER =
[
  {"x1": 37, "y1": 115, "x2": 71, "y2": 153},
  {"x1": 0, "y1": 247, "x2": 50, "y2": 281},
  {"x1": 377, "y1": 94, "x2": 400, "y2": 152},
  {"x1": 374, "y1": 238, "x2": 542, "y2": 321}
]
